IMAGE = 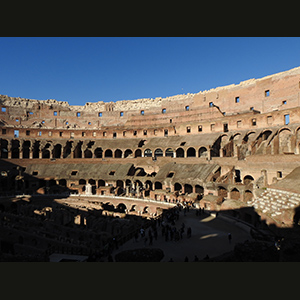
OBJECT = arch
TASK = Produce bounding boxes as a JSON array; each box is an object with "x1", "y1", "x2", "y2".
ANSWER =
[
  {"x1": 79, "y1": 179, "x2": 86, "y2": 185},
  {"x1": 279, "y1": 128, "x2": 292, "y2": 153},
  {"x1": 198, "y1": 147, "x2": 208, "y2": 157},
  {"x1": 84, "y1": 149, "x2": 92, "y2": 158},
  {"x1": 261, "y1": 129, "x2": 272, "y2": 141},
  {"x1": 58, "y1": 179, "x2": 67, "y2": 187},
  {"x1": 243, "y1": 131, "x2": 256, "y2": 143},
  {"x1": 98, "y1": 179, "x2": 105, "y2": 187},
  {"x1": 142, "y1": 206, "x2": 149, "y2": 214},
  {"x1": 42, "y1": 149, "x2": 50, "y2": 159},
  {"x1": 195, "y1": 185, "x2": 204, "y2": 194},
  {"x1": 130, "y1": 204, "x2": 136, "y2": 212},
  {"x1": 230, "y1": 187, "x2": 240, "y2": 200},
  {"x1": 0, "y1": 139, "x2": 9, "y2": 158},
  {"x1": 243, "y1": 175, "x2": 254, "y2": 185},
  {"x1": 115, "y1": 149, "x2": 122, "y2": 158},
  {"x1": 187, "y1": 147, "x2": 196, "y2": 157},
  {"x1": 244, "y1": 190, "x2": 253, "y2": 202},
  {"x1": 184, "y1": 183, "x2": 193, "y2": 194},
  {"x1": 125, "y1": 179, "x2": 132, "y2": 187},
  {"x1": 278, "y1": 127, "x2": 292, "y2": 134},
  {"x1": 88, "y1": 178, "x2": 96, "y2": 185},
  {"x1": 94, "y1": 147, "x2": 103, "y2": 158},
  {"x1": 176, "y1": 147, "x2": 184, "y2": 158},
  {"x1": 116, "y1": 180, "x2": 124, "y2": 188},
  {"x1": 116, "y1": 203, "x2": 127, "y2": 213},
  {"x1": 165, "y1": 148, "x2": 174, "y2": 157},
  {"x1": 218, "y1": 186, "x2": 228, "y2": 198},
  {"x1": 74, "y1": 142, "x2": 82, "y2": 158},
  {"x1": 53, "y1": 144, "x2": 62, "y2": 158},
  {"x1": 11, "y1": 139, "x2": 20, "y2": 158},
  {"x1": 145, "y1": 180, "x2": 153, "y2": 190},
  {"x1": 135, "y1": 149, "x2": 142, "y2": 158},
  {"x1": 154, "y1": 148, "x2": 163, "y2": 157},
  {"x1": 104, "y1": 149, "x2": 113, "y2": 158},
  {"x1": 63, "y1": 141, "x2": 72, "y2": 158},
  {"x1": 144, "y1": 148, "x2": 152, "y2": 157},
  {"x1": 124, "y1": 149, "x2": 133, "y2": 158},
  {"x1": 155, "y1": 181, "x2": 162, "y2": 189},
  {"x1": 174, "y1": 182, "x2": 182, "y2": 191},
  {"x1": 233, "y1": 133, "x2": 241, "y2": 141},
  {"x1": 22, "y1": 140, "x2": 31, "y2": 159}
]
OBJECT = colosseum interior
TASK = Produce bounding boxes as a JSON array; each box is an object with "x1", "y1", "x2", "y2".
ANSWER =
[{"x1": 2, "y1": 66, "x2": 300, "y2": 261}]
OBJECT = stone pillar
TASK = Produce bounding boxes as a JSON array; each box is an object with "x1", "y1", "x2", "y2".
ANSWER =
[
  {"x1": 29, "y1": 148, "x2": 33, "y2": 159},
  {"x1": 207, "y1": 147, "x2": 211, "y2": 160},
  {"x1": 85, "y1": 183, "x2": 92, "y2": 195},
  {"x1": 19, "y1": 147, "x2": 23, "y2": 159}
]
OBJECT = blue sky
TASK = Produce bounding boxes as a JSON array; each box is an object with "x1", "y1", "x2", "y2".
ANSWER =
[{"x1": 1, "y1": 37, "x2": 300, "y2": 105}]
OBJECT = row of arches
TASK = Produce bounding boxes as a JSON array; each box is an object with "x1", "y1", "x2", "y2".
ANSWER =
[
  {"x1": 0, "y1": 138, "x2": 210, "y2": 159},
  {"x1": 217, "y1": 186, "x2": 253, "y2": 202}
]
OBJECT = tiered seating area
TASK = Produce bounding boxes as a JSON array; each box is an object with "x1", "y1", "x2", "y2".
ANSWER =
[{"x1": 248, "y1": 188, "x2": 300, "y2": 217}]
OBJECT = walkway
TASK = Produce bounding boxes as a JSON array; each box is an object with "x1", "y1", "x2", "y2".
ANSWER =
[{"x1": 111, "y1": 208, "x2": 253, "y2": 262}]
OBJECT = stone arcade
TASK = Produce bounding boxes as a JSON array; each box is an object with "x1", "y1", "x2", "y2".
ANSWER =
[{"x1": 2, "y1": 66, "x2": 300, "y2": 260}]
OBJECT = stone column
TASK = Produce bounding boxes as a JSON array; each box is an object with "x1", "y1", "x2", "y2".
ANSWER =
[{"x1": 85, "y1": 183, "x2": 92, "y2": 195}]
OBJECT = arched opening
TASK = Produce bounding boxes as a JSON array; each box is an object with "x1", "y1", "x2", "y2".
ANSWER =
[
  {"x1": 84, "y1": 149, "x2": 92, "y2": 158},
  {"x1": 74, "y1": 142, "x2": 82, "y2": 158},
  {"x1": 22, "y1": 140, "x2": 31, "y2": 159},
  {"x1": 230, "y1": 188, "x2": 240, "y2": 200},
  {"x1": 174, "y1": 182, "x2": 182, "y2": 191},
  {"x1": 145, "y1": 180, "x2": 153, "y2": 190},
  {"x1": 135, "y1": 149, "x2": 142, "y2": 158},
  {"x1": 144, "y1": 148, "x2": 152, "y2": 157},
  {"x1": 262, "y1": 130, "x2": 272, "y2": 141},
  {"x1": 116, "y1": 180, "x2": 124, "y2": 188},
  {"x1": 279, "y1": 128, "x2": 292, "y2": 153},
  {"x1": 53, "y1": 144, "x2": 62, "y2": 158},
  {"x1": 218, "y1": 186, "x2": 228, "y2": 198},
  {"x1": 115, "y1": 149, "x2": 122, "y2": 158},
  {"x1": 94, "y1": 147, "x2": 103, "y2": 158},
  {"x1": 176, "y1": 147, "x2": 184, "y2": 158},
  {"x1": 105, "y1": 149, "x2": 113, "y2": 158},
  {"x1": 165, "y1": 148, "x2": 174, "y2": 157},
  {"x1": 116, "y1": 203, "x2": 127, "y2": 213},
  {"x1": 155, "y1": 181, "x2": 162, "y2": 190},
  {"x1": 11, "y1": 140, "x2": 20, "y2": 158},
  {"x1": 244, "y1": 190, "x2": 253, "y2": 202},
  {"x1": 0, "y1": 139, "x2": 8, "y2": 158},
  {"x1": 32, "y1": 141, "x2": 40, "y2": 159},
  {"x1": 59, "y1": 179, "x2": 67, "y2": 187},
  {"x1": 124, "y1": 149, "x2": 133, "y2": 158},
  {"x1": 195, "y1": 185, "x2": 204, "y2": 194},
  {"x1": 187, "y1": 147, "x2": 196, "y2": 157},
  {"x1": 198, "y1": 147, "x2": 207, "y2": 157},
  {"x1": 143, "y1": 206, "x2": 149, "y2": 214},
  {"x1": 125, "y1": 179, "x2": 132, "y2": 187},
  {"x1": 63, "y1": 141, "x2": 72, "y2": 158},
  {"x1": 98, "y1": 179, "x2": 105, "y2": 187},
  {"x1": 154, "y1": 148, "x2": 163, "y2": 157},
  {"x1": 130, "y1": 204, "x2": 136, "y2": 212},
  {"x1": 184, "y1": 184, "x2": 193, "y2": 194},
  {"x1": 42, "y1": 149, "x2": 50, "y2": 159},
  {"x1": 88, "y1": 179, "x2": 96, "y2": 185},
  {"x1": 79, "y1": 179, "x2": 86, "y2": 185},
  {"x1": 244, "y1": 175, "x2": 254, "y2": 185}
]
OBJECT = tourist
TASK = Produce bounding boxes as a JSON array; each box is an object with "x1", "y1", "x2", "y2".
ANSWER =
[{"x1": 228, "y1": 233, "x2": 232, "y2": 243}]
